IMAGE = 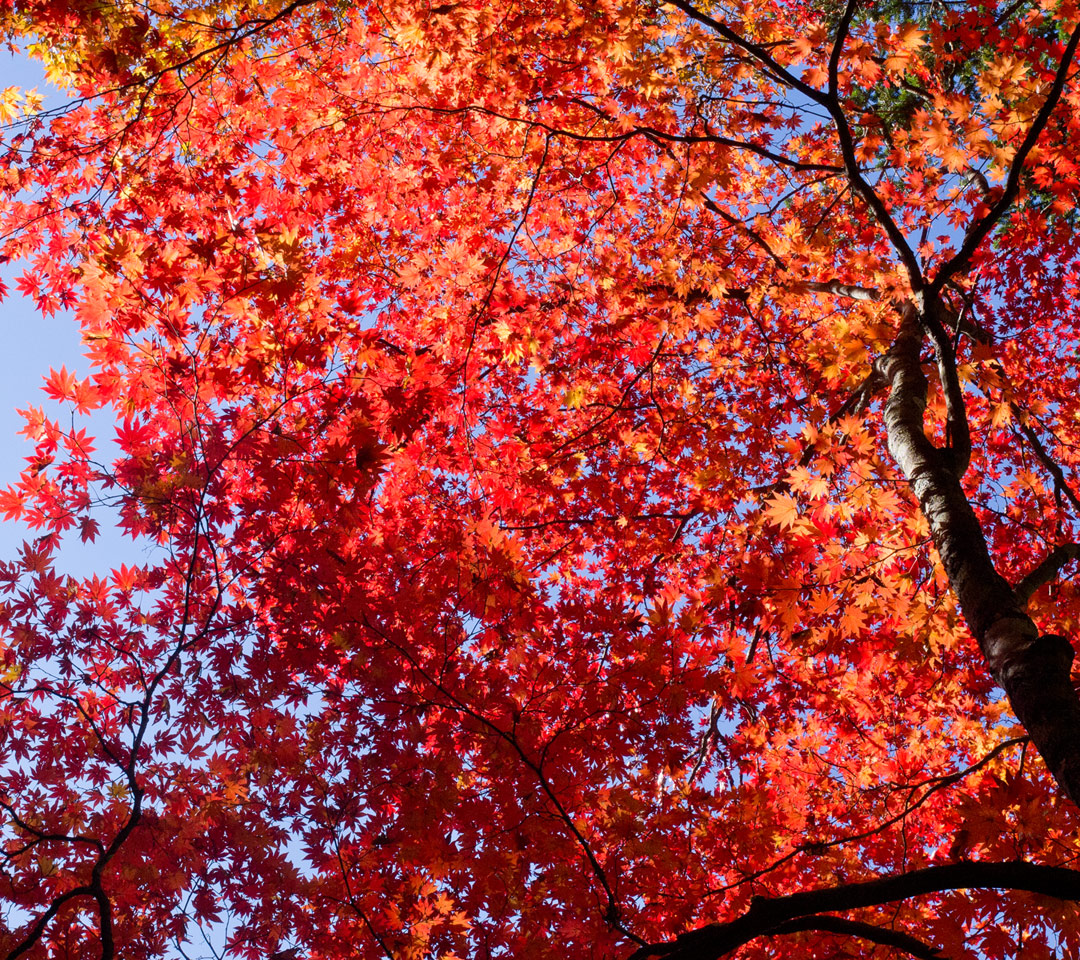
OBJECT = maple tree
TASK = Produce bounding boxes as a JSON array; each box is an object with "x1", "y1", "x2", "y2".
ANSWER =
[{"x1": 4, "y1": 0, "x2": 1080, "y2": 956}]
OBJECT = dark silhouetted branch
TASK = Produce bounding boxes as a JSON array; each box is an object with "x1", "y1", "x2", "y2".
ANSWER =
[{"x1": 631, "y1": 860, "x2": 1080, "y2": 960}]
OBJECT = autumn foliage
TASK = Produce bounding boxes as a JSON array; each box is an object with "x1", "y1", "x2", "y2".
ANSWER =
[{"x1": 2, "y1": 0, "x2": 1080, "y2": 956}]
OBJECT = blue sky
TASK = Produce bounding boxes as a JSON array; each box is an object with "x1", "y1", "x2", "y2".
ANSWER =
[
  {"x1": 0, "y1": 49, "x2": 140, "y2": 576},
  {"x1": 0, "y1": 51, "x2": 75, "y2": 486}
]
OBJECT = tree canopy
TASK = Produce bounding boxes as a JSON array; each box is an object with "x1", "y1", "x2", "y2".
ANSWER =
[{"x1": 1, "y1": 0, "x2": 1080, "y2": 957}]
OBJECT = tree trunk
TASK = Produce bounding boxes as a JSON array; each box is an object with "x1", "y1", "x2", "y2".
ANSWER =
[{"x1": 880, "y1": 303, "x2": 1080, "y2": 802}]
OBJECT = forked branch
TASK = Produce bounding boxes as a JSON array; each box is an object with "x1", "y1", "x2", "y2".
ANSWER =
[
  {"x1": 930, "y1": 20, "x2": 1080, "y2": 292},
  {"x1": 880, "y1": 308, "x2": 1080, "y2": 803}
]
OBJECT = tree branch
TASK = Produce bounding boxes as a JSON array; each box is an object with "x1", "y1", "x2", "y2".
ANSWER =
[
  {"x1": 1017, "y1": 418, "x2": 1080, "y2": 516},
  {"x1": 819, "y1": 0, "x2": 925, "y2": 289},
  {"x1": 920, "y1": 296, "x2": 971, "y2": 475},
  {"x1": 701, "y1": 197, "x2": 786, "y2": 270},
  {"x1": 663, "y1": 0, "x2": 829, "y2": 106},
  {"x1": 765, "y1": 915, "x2": 943, "y2": 960},
  {"x1": 668, "y1": 0, "x2": 926, "y2": 287},
  {"x1": 879, "y1": 307, "x2": 1080, "y2": 803},
  {"x1": 1015, "y1": 543, "x2": 1080, "y2": 605},
  {"x1": 701, "y1": 738, "x2": 1027, "y2": 911},
  {"x1": 421, "y1": 104, "x2": 841, "y2": 172},
  {"x1": 795, "y1": 279, "x2": 880, "y2": 301},
  {"x1": 630, "y1": 861, "x2": 1080, "y2": 960},
  {"x1": 930, "y1": 20, "x2": 1080, "y2": 292}
]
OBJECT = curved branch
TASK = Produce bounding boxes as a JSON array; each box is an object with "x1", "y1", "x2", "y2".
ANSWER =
[
  {"x1": 6, "y1": 886, "x2": 96, "y2": 960},
  {"x1": 631, "y1": 860, "x2": 1080, "y2": 960},
  {"x1": 669, "y1": 0, "x2": 924, "y2": 286},
  {"x1": 930, "y1": 20, "x2": 1080, "y2": 292},
  {"x1": 766, "y1": 915, "x2": 943, "y2": 960},
  {"x1": 663, "y1": 0, "x2": 828, "y2": 105},
  {"x1": 359, "y1": 612, "x2": 647, "y2": 946},
  {"x1": 1016, "y1": 418, "x2": 1080, "y2": 516},
  {"x1": 822, "y1": 6, "x2": 924, "y2": 288},
  {"x1": 420, "y1": 103, "x2": 841, "y2": 172},
  {"x1": 92, "y1": 0, "x2": 323, "y2": 105}
]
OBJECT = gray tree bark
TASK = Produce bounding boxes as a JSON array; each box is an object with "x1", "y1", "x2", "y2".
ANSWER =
[{"x1": 880, "y1": 301, "x2": 1080, "y2": 803}]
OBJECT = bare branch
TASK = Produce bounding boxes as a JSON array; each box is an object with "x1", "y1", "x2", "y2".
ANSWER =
[
  {"x1": 663, "y1": 0, "x2": 828, "y2": 105},
  {"x1": 1017, "y1": 418, "x2": 1080, "y2": 517},
  {"x1": 630, "y1": 861, "x2": 1080, "y2": 960},
  {"x1": 930, "y1": 20, "x2": 1080, "y2": 292},
  {"x1": 1016, "y1": 543, "x2": 1080, "y2": 605},
  {"x1": 795, "y1": 279, "x2": 880, "y2": 301},
  {"x1": 766, "y1": 915, "x2": 943, "y2": 960},
  {"x1": 668, "y1": 0, "x2": 925, "y2": 286}
]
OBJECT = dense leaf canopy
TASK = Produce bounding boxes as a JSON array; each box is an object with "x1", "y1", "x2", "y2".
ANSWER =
[{"x1": 1, "y1": 0, "x2": 1080, "y2": 957}]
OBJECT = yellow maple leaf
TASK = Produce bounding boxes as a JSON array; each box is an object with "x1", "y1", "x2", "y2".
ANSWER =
[
  {"x1": 0, "y1": 87, "x2": 21, "y2": 125},
  {"x1": 764, "y1": 493, "x2": 800, "y2": 530},
  {"x1": 884, "y1": 23, "x2": 926, "y2": 72}
]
